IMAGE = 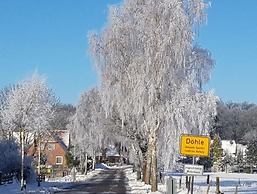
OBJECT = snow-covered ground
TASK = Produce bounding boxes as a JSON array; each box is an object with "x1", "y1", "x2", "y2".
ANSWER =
[
  {"x1": 1, "y1": 164, "x2": 257, "y2": 194},
  {"x1": 163, "y1": 172, "x2": 257, "y2": 194}
]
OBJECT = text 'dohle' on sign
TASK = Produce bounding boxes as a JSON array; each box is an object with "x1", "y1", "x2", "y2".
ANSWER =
[{"x1": 180, "y1": 135, "x2": 210, "y2": 157}]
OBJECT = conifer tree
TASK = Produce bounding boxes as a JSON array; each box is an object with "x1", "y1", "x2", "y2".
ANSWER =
[
  {"x1": 245, "y1": 139, "x2": 257, "y2": 173},
  {"x1": 235, "y1": 149, "x2": 245, "y2": 169},
  {"x1": 210, "y1": 134, "x2": 223, "y2": 171}
]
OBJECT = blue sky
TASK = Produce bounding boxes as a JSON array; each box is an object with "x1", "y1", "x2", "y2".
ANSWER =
[
  {"x1": 0, "y1": 1, "x2": 256, "y2": 105},
  {"x1": 198, "y1": 1, "x2": 257, "y2": 104}
]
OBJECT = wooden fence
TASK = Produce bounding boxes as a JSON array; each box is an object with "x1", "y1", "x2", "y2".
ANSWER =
[{"x1": 0, "y1": 173, "x2": 15, "y2": 185}]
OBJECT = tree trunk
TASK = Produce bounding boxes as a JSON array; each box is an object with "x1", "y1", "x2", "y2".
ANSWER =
[
  {"x1": 151, "y1": 132, "x2": 158, "y2": 192},
  {"x1": 20, "y1": 130, "x2": 25, "y2": 191},
  {"x1": 149, "y1": 119, "x2": 160, "y2": 192},
  {"x1": 144, "y1": 135, "x2": 153, "y2": 184},
  {"x1": 37, "y1": 137, "x2": 41, "y2": 174},
  {"x1": 92, "y1": 151, "x2": 96, "y2": 170},
  {"x1": 84, "y1": 153, "x2": 88, "y2": 175},
  {"x1": 143, "y1": 162, "x2": 147, "y2": 182},
  {"x1": 144, "y1": 128, "x2": 158, "y2": 189},
  {"x1": 143, "y1": 117, "x2": 160, "y2": 191}
]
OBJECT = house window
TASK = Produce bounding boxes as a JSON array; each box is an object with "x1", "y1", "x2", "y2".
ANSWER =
[
  {"x1": 47, "y1": 144, "x2": 56, "y2": 150},
  {"x1": 56, "y1": 156, "x2": 63, "y2": 165}
]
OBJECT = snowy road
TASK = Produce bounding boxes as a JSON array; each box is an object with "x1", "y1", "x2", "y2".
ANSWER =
[{"x1": 53, "y1": 168, "x2": 129, "y2": 194}]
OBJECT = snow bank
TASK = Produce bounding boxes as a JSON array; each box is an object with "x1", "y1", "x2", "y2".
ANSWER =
[{"x1": 2, "y1": 165, "x2": 257, "y2": 194}]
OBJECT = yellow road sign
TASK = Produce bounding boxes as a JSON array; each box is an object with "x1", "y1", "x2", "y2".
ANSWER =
[{"x1": 180, "y1": 135, "x2": 210, "y2": 157}]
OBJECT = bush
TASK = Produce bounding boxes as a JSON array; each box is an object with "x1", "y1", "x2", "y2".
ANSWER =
[{"x1": 0, "y1": 139, "x2": 21, "y2": 174}]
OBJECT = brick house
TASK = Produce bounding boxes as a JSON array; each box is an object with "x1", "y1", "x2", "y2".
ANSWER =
[{"x1": 27, "y1": 130, "x2": 69, "y2": 168}]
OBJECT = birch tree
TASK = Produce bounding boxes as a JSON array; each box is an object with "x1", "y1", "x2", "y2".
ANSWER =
[
  {"x1": 0, "y1": 85, "x2": 17, "y2": 139},
  {"x1": 69, "y1": 88, "x2": 137, "y2": 171},
  {"x1": 0, "y1": 73, "x2": 56, "y2": 190},
  {"x1": 68, "y1": 88, "x2": 110, "y2": 170},
  {"x1": 90, "y1": 0, "x2": 216, "y2": 191},
  {"x1": 51, "y1": 103, "x2": 75, "y2": 131}
]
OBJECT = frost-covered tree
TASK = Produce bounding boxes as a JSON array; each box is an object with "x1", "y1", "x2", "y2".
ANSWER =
[
  {"x1": 0, "y1": 73, "x2": 56, "y2": 190},
  {"x1": 245, "y1": 139, "x2": 257, "y2": 173},
  {"x1": 221, "y1": 150, "x2": 234, "y2": 172},
  {"x1": 51, "y1": 103, "x2": 75, "y2": 130},
  {"x1": 0, "y1": 139, "x2": 21, "y2": 173},
  {"x1": 68, "y1": 88, "x2": 110, "y2": 171},
  {"x1": 69, "y1": 88, "x2": 104, "y2": 152},
  {"x1": 213, "y1": 101, "x2": 257, "y2": 144},
  {"x1": 242, "y1": 105, "x2": 257, "y2": 142},
  {"x1": 235, "y1": 149, "x2": 245, "y2": 169},
  {"x1": 89, "y1": 0, "x2": 216, "y2": 191},
  {"x1": 69, "y1": 88, "x2": 137, "y2": 172},
  {"x1": 210, "y1": 134, "x2": 223, "y2": 171},
  {"x1": 0, "y1": 85, "x2": 17, "y2": 139}
]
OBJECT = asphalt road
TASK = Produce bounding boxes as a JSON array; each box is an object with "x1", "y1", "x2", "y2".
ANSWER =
[{"x1": 53, "y1": 168, "x2": 130, "y2": 194}]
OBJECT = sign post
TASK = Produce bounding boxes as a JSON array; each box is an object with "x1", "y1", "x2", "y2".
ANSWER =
[{"x1": 180, "y1": 134, "x2": 210, "y2": 194}]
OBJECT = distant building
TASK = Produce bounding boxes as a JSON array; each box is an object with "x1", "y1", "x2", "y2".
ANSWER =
[
  {"x1": 27, "y1": 130, "x2": 69, "y2": 168},
  {"x1": 106, "y1": 148, "x2": 120, "y2": 164},
  {"x1": 221, "y1": 140, "x2": 247, "y2": 156}
]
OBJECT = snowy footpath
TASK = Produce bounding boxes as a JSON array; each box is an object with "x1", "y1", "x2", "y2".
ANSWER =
[{"x1": 1, "y1": 165, "x2": 257, "y2": 194}]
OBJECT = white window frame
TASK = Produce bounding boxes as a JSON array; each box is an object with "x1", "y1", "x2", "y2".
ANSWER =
[{"x1": 56, "y1": 156, "x2": 63, "y2": 165}]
